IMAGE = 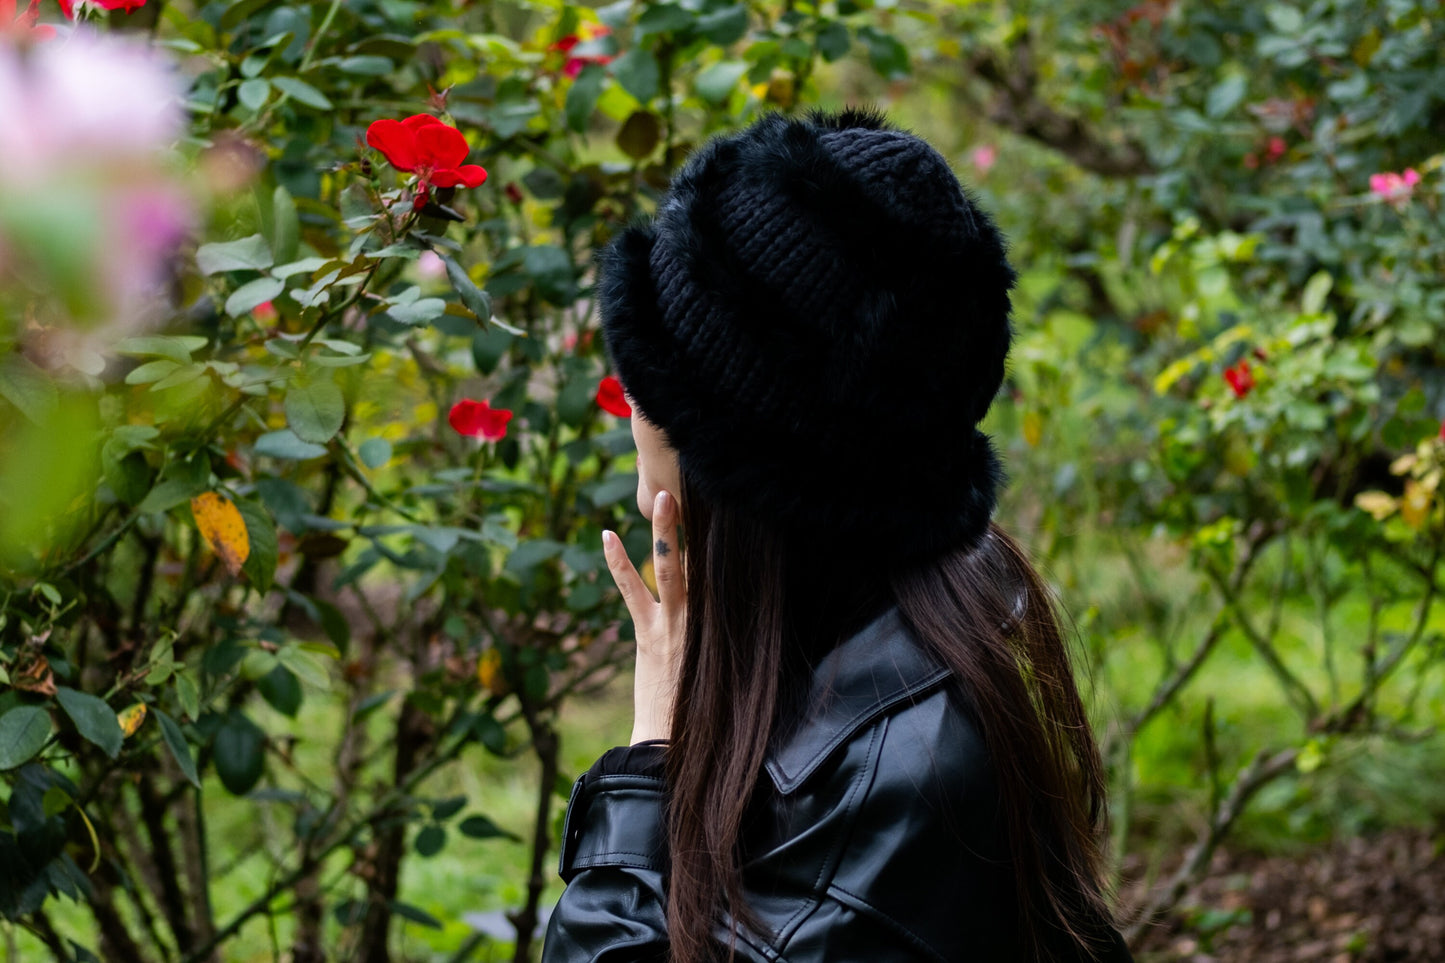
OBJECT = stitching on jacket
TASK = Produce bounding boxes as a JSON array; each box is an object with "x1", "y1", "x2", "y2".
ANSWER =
[
  {"x1": 571, "y1": 853, "x2": 662, "y2": 871},
  {"x1": 824, "y1": 881, "x2": 946, "y2": 963},
  {"x1": 774, "y1": 718, "x2": 886, "y2": 952},
  {"x1": 587, "y1": 774, "x2": 666, "y2": 791}
]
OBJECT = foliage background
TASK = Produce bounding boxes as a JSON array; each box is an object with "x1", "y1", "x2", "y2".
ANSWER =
[{"x1": 1, "y1": 0, "x2": 1442, "y2": 960}]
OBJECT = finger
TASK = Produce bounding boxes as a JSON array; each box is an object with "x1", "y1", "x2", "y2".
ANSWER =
[
  {"x1": 602, "y1": 530, "x2": 656, "y2": 615},
  {"x1": 651, "y1": 490, "x2": 684, "y2": 611}
]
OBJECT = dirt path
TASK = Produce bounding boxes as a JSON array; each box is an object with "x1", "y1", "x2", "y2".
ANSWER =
[{"x1": 1132, "y1": 829, "x2": 1445, "y2": 961}]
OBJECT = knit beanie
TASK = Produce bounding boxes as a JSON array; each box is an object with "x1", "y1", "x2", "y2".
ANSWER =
[{"x1": 598, "y1": 108, "x2": 1016, "y2": 563}]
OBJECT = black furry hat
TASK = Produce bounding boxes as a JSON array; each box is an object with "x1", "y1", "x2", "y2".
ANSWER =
[{"x1": 598, "y1": 108, "x2": 1016, "y2": 562}]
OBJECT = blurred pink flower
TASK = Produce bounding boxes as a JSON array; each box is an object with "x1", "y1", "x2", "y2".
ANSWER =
[
  {"x1": 0, "y1": 31, "x2": 191, "y2": 372},
  {"x1": 971, "y1": 145, "x2": 997, "y2": 176},
  {"x1": 416, "y1": 250, "x2": 447, "y2": 280},
  {"x1": 0, "y1": 31, "x2": 183, "y2": 183},
  {"x1": 1368, "y1": 168, "x2": 1421, "y2": 201}
]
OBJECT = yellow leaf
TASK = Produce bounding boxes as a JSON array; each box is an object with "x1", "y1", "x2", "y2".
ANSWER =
[
  {"x1": 1400, "y1": 480, "x2": 1432, "y2": 529},
  {"x1": 190, "y1": 492, "x2": 250, "y2": 576},
  {"x1": 1354, "y1": 491, "x2": 1397, "y2": 521},
  {"x1": 117, "y1": 703, "x2": 147, "y2": 737},
  {"x1": 1154, "y1": 357, "x2": 1196, "y2": 395},
  {"x1": 477, "y1": 648, "x2": 507, "y2": 696},
  {"x1": 640, "y1": 557, "x2": 657, "y2": 596},
  {"x1": 1022, "y1": 411, "x2": 1043, "y2": 447},
  {"x1": 1389, "y1": 453, "x2": 1417, "y2": 476}
]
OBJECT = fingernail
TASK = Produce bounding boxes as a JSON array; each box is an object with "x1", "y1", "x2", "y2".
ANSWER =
[
  {"x1": 602, "y1": 530, "x2": 616, "y2": 549},
  {"x1": 656, "y1": 490, "x2": 670, "y2": 513}
]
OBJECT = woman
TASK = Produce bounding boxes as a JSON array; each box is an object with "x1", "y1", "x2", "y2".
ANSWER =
[{"x1": 541, "y1": 109, "x2": 1132, "y2": 962}]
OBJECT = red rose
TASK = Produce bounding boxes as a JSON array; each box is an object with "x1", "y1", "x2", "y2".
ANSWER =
[
  {"x1": 596, "y1": 376, "x2": 631, "y2": 418},
  {"x1": 4, "y1": 0, "x2": 57, "y2": 37},
  {"x1": 550, "y1": 23, "x2": 614, "y2": 78},
  {"x1": 449, "y1": 398, "x2": 513, "y2": 441},
  {"x1": 365, "y1": 114, "x2": 488, "y2": 210},
  {"x1": 1224, "y1": 360, "x2": 1255, "y2": 399}
]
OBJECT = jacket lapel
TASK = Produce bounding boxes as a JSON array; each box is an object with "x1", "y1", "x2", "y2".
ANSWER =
[{"x1": 763, "y1": 606, "x2": 952, "y2": 795}]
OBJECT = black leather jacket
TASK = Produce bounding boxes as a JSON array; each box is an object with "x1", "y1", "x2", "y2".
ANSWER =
[{"x1": 541, "y1": 606, "x2": 1132, "y2": 962}]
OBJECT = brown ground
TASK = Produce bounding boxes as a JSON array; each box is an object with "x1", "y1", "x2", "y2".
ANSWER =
[{"x1": 1131, "y1": 830, "x2": 1445, "y2": 962}]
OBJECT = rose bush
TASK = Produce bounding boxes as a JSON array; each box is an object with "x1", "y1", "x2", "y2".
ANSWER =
[{"x1": 0, "y1": 2, "x2": 922, "y2": 960}]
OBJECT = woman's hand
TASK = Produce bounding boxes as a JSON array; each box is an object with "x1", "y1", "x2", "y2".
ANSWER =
[{"x1": 602, "y1": 489, "x2": 685, "y2": 745}]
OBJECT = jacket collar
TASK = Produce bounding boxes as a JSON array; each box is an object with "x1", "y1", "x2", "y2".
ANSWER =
[{"x1": 763, "y1": 606, "x2": 952, "y2": 795}]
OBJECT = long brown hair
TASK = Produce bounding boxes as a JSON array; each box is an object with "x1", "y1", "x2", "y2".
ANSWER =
[{"x1": 663, "y1": 472, "x2": 1115, "y2": 963}]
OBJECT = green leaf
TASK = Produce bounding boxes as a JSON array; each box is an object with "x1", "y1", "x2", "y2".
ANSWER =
[
  {"x1": 504, "y1": 538, "x2": 565, "y2": 574},
  {"x1": 236, "y1": 499, "x2": 279, "y2": 593},
  {"x1": 636, "y1": 2, "x2": 692, "y2": 35},
  {"x1": 256, "y1": 665, "x2": 302, "y2": 717},
  {"x1": 565, "y1": 62, "x2": 608, "y2": 133},
  {"x1": 272, "y1": 256, "x2": 329, "y2": 279},
  {"x1": 471, "y1": 326, "x2": 513, "y2": 374},
  {"x1": 432, "y1": 795, "x2": 467, "y2": 819},
  {"x1": 1206, "y1": 74, "x2": 1248, "y2": 118},
  {"x1": 285, "y1": 377, "x2": 346, "y2": 444},
  {"x1": 587, "y1": 472, "x2": 639, "y2": 508},
  {"x1": 102, "y1": 449, "x2": 153, "y2": 506},
  {"x1": 385, "y1": 297, "x2": 448, "y2": 326},
  {"x1": 472, "y1": 714, "x2": 507, "y2": 754},
  {"x1": 337, "y1": 55, "x2": 394, "y2": 75},
  {"x1": 213, "y1": 710, "x2": 266, "y2": 795},
  {"x1": 1265, "y1": 4, "x2": 1304, "y2": 34},
  {"x1": 150, "y1": 363, "x2": 207, "y2": 392},
  {"x1": 225, "y1": 277, "x2": 285, "y2": 317},
  {"x1": 390, "y1": 901, "x2": 443, "y2": 929},
  {"x1": 458, "y1": 814, "x2": 519, "y2": 840},
  {"x1": 237, "y1": 77, "x2": 270, "y2": 111},
  {"x1": 697, "y1": 5, "x2": 748, "y2": 45},
  {"x1": 272, "y1": 76, "x2": 333, "y2": 109},
  {"x1": 1301, "y1": 271, "x2": 1333, "y2": 315},
  {"x1": 857, "y1": 26, "x2": 910, "y2": 79},
  {"x1": 0, "y1": 354, "x2": 58, "y2": 423},
  {"x1": 694, "y1": 60, "x2": 748, "y2": 104},
  {"x1": 358, "y1": 438, "x2": 392, "y2": 469},
  {"x1": 0, "y1": 706, "x2": 51, "y2": 770},
  {"x1": 155, "y1": 709, "x2": 200, "y2": 788},
  {"x1": 277, "y1": 646, "x2": 331, "y2": 690},
  {"x1": 56, "y1": 688, "x2": 123, "y2": 760},
  {"x1": 138, "y1": 478, "x2": 208, "y2": 514},
  {"x1": 817, "y1": 20, "x2": 850, "y2": 61},
  {"x1": 442, "y1": 255, "x2": 492, "y2": 323},
  {"x1": 117, "y1": 335, "x2": 207, "y2": 363},
  {"x1": 521, "y1": 244, "x2": 575, "y2": 304},
  {"x1": 196, "y1": 234, "x2": 273, "y2": 275},
  {"x1": 254, "y1": 429, "x2": 328, "y2": 460},
  {"x1": 175, "y1": 674, "x2": 200, "y2": 721},
  {"x1": 414, "y1": 824, "x2": 446, "y2": 857},
  {"x1": 611, "y1": 48, "x2": 660, "y2": 103},
  {"x1": 271, "y1": 185, "x2": 301, "y2": 265},
  {"x1": 125, "y1": 360, "x2": 180, "y2": 386}
]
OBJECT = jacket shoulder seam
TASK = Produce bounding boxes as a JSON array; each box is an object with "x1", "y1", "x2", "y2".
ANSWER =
[{"x1": 766, "y1": 665, "x2": 950, "y2": 794}]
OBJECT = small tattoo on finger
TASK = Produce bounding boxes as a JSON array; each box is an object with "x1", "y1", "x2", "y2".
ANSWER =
[{"x1": 655, "y1": 539, "x2": 670, "y2": 557}]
